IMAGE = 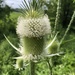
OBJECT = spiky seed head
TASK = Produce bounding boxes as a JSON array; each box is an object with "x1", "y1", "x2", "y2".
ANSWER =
[
  {"x1": 16, "y1": 0, "x2": 51, "y2": 58},
  {"x1": 16, "y1": 15, "x2": 51, "y2": 38}
]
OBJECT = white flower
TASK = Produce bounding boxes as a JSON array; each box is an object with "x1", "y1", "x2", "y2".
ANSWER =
[{"x1": 16, "y1": 15, "x2": 51, "y2": 37}]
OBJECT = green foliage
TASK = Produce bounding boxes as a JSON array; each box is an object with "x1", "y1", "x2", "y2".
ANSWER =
[
  {"x1": 0, "y1": 0, "x2": 12, "y2": 20},
  {"x1": 53, "y1": 51, "x2": 75, "y2": 75},
  {"x1": 0, "y1": 34, "x2": 20, "y2": 75},
  {"x1": 0, "y1": 2, "x2": 21, "y2": 74},
  {"x1": 43, "y1": 0, "x2": 75, "y2": 31},
  {"x1": 1, "y1": 65, "x2": 19, "y2": 75},
  {"x1": 10, "y1": 12, "x2": 21, "y2": 20},
  {"x1": 0, "y1": 17, "x2": 16, "y2": 41},
  {"x1": 0, "y1": 3, "x2": 16, "y2": 41},
  {"x1": 36, "y1": 62, "x2": 50, "y2": 75},
  {"x1": 60, "y1": 0, "x2": 74, "y2": 28}
]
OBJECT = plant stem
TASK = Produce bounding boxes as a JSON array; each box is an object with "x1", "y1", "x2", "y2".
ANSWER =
[
  {"x1": 60, "y1": 11, "x2": 75, "y2": 45},
  {"x1": 46, "y1": 59, "x2": 53, "y2": 75},
  {"x1": 61, "y1": 38, "x2": 75, "y2": 45},
  {"x1": 54, "y1": 0, "x2": 61, "y2": 35},
  {"x1": 30, "y1": 61, "x2": 35, "y2": 75}
]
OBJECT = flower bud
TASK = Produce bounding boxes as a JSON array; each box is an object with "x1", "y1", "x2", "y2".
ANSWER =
[
  {"x1": 48, "y1": 40, "x2": 59, "y2": 54},
  {"x1": 16, "y1": 58, "x2": 23, "y2": 70}
]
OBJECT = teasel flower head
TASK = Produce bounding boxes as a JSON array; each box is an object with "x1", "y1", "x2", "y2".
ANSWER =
[
  {"x1": 16, "y1": 0, "x2": 51, "y2": 56},
  {"x1": 4, "y1": 0, "x2": 51, "y2": 70}
]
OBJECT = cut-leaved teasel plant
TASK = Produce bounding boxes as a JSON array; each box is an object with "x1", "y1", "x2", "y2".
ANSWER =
[{"x1": 4, "y1": 0, "x2": 75, "y2": 75}]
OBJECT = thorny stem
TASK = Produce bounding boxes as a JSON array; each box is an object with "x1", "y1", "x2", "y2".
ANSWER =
[
  {"x1": 54, "y1": 0, "x2": 61, "y2": 36},
  {"x1": 60, "y1": 11, "x2": 75, "y2": 45}
]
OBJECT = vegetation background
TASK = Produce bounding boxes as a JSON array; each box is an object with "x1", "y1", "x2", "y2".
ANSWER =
[{"x1": 0, "y1": 0, "x2": 75, "y2": 75}]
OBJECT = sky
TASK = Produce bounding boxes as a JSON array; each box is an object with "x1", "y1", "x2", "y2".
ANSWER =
[{"x1": 4, "y1": 0, "x2": 26, "y2": 8}]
